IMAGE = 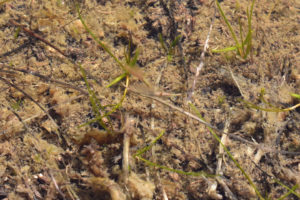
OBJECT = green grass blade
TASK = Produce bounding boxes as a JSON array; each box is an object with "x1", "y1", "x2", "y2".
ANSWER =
[
  {"x1": 76, "y1": 4, "x2": 125, "y2": 71},
  {"x1": 277, "y1": 184, "x2": 299, "y2": 199},
  {"x1": 245, "y1": 0, "x2": 255, "y2": 57},
  {"x1": 124, "y1": 46, "x2": 130, "y2": 64},
  {"x1": 14, "y1": 27, "x2": 20, "y2": 40},
  {"x1": 189, "y1": 103, "x2": 264, "y2": 200},
  {"x1": 136, "y1": 155, "x2": 216, "y2": 177},
  {"x1": 134, "y1": 130, "x2": 165, "y2": 157},
  {"x1": 167, "y1": 35, "x2": 181, "y2": 62},
  {"x1": 215, "y1": 0, "x2": 241, "y2": 53},
  {"x1": 129, "y1": 49, "x2": 140, "y2": 67},
  {"x1": 212, "y1": 46, "x2": 237, "y2": 53},
  {"x1": 78, "y1": 63, "x2": 109, "y2": 131},
  {"x1": 76, "y1": 3, "x2": 148, "y2": 86},
  {"x1": 258, "y1": 89, "x2": 281, "y2": 109},
  {"x1": 239, "y1": 98, "x2": 284, "y2": 112},
  {"x1": 106, "y1": 73, "x2": 127, "y2": 88},
  {"x1": 170, "y1": 35, "x2": 181, "y2": 48},
  {"x1": 158, "y1": 33, "x2": 168, "y2": 54},
  {"x1": 134, "y1": 130, "x2": 216, "y2": 177},
  {"x1": 239, "y1": 17, "x2": 245, "y2": 57},
  {"x1": 104, "y1": 76, "x2": 129, "y2": 117},
  {"x1": 291, "y1": 93, "x2": 300, "y2": 99}
]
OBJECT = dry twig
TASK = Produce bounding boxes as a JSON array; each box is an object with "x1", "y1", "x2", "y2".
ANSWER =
[{"x1": 187, "y1": 11, "x2": 215, "y2": 103}]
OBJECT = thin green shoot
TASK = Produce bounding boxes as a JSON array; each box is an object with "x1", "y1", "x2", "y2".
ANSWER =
[
  {"x1": 212, "y1": 0, "x2": 255, "y2": 59},
  {"x1": 240, "y1": 89, "x2": 300, "y2": 112},
  {"x1": 291, "y1": 93, "x2": 300, "y2": 100},
  {"x1": 79, "y1": 75, "x2": 129, "y2": 128},
  {"x1": 134, "y1": 130, "x2": 165, "y2": 157},
  {"x1": 217, "y1": 95, "x2": 226, "y2": 105},
  {"x1": 212, "y1": 46, "x2": 236, "y2": 53},
  {"x1": 189, "y1": 103, "x2": 264, "y2": 200},
  {"x1": 9, "y1": 99, "x2": 22, "y2": 111},
  {"x1": 76, "y1": 4, "x2": 150, "y2": 87},
  {"x1": 80, "y1": 67, "x2": 130, "y2": 128},
  {"x1": 107, "y1": 40, "x2": 140, "y2": 88},
  {"x1": 158, "y1": 33, "x2": 181, "y2": 62},
  {"x1": 259, "y1": 88, "x2": 279, "y2": 109},
  {"x1": 137, "y1": 156, "x2": 215, "y2": 177},
  {"x1": 104, "y1": 75, "x2": 129, "y2": 117},
  {"x1": 76, "y1": 3, "x2": 144, "y2": 130},
  {"x1": 240, "y1": 99, "x2": 299, "y2": 112},
  {"x1": 78, "y1": 64, "x2": 111, "y2": 132},
  {"x1": 214, "y1": 0, "x2": 240, "y2": 54},
  {"x1": 108, "y1": 36, "x2": 139, "y2": 88},
  {"x1": 276, "y1": 182, "x2": 300, "y2": 199},
  {"x1": 134, "y1": 130, "x2": 216, "y2": 177},
  {"x1": 14, "y1": 27, "x2": 20, "y2": 40},
  {"x1": 255, "y1": 163, "x2": 300, "y2": 199},
  {"x1": 158, "y1": 34, "x2": 168, "y2": 53},
  {"x1": 245, "y1": 2, "x2": 254, "y2": 57},
  {"x1": 76, "y1": 4, "x2": 123, "y2": 69},
  {"x1": 124, "y1": 35, "x2": 140, "y2": 67},
  {"x1": 129, "y1": 48, "x2": 139, "y2": 67},
  {"x1": 106, "y1": 73, "x2": 127, "y2": 88}
]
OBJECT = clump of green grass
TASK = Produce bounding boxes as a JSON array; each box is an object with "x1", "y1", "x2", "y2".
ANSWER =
[
  {"x1": 9, "y1": 99, "x2": 22, "y2": 111},
  {"x1": 74, "y1": 2, "x2": 299, "y2": 199},
  {"x1": 76, "y1": 4, "x2": 149, "y2": 87},
  {"x1": 158, "y1": 33, "x2": 181, "y2": 63},
  {"x1": 75, "y1": 3, "x2": 149, "y2": 131},
  {"x1": 212, "y1": 0, "x2": 255, "y2": 60}
]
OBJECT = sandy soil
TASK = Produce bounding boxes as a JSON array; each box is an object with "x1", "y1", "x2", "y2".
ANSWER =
[{"x1": 0, "y1": 0, "x2": 299, "y2": 199}]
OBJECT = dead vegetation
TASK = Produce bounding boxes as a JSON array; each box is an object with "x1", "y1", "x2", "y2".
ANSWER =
[{"x1": 0, "y1": 0, "x2": 300, "y2": 199}]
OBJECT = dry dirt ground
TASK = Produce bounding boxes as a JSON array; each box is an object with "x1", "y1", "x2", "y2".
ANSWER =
[{"x1": 0, "y1": 0, "x2": 300, "y2": 199}]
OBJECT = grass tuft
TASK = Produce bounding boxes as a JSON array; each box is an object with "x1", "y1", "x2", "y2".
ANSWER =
[
  {"x1": 212, "y1": 0, "x2": 255, "y2": 59},
  {"x1": 158, "y1": 33, "x2": 181, "y2": 62},
  {"x1": 76, "y1": 3, "x2": 150, "y2": 87}
]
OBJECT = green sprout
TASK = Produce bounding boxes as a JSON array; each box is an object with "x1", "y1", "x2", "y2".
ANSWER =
[
  {"x1": 10, "y1": 99, "x2": 22, "y2": 111},
  {"x1": 212, "y1": 0, "x2": 255, "y2": 59},
  {"x1": 75, "y1": 3, "x2": 149, "y2": 130},
  {"x1": 159, "y1": 33, "x2": 181, "y2": 62}
]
